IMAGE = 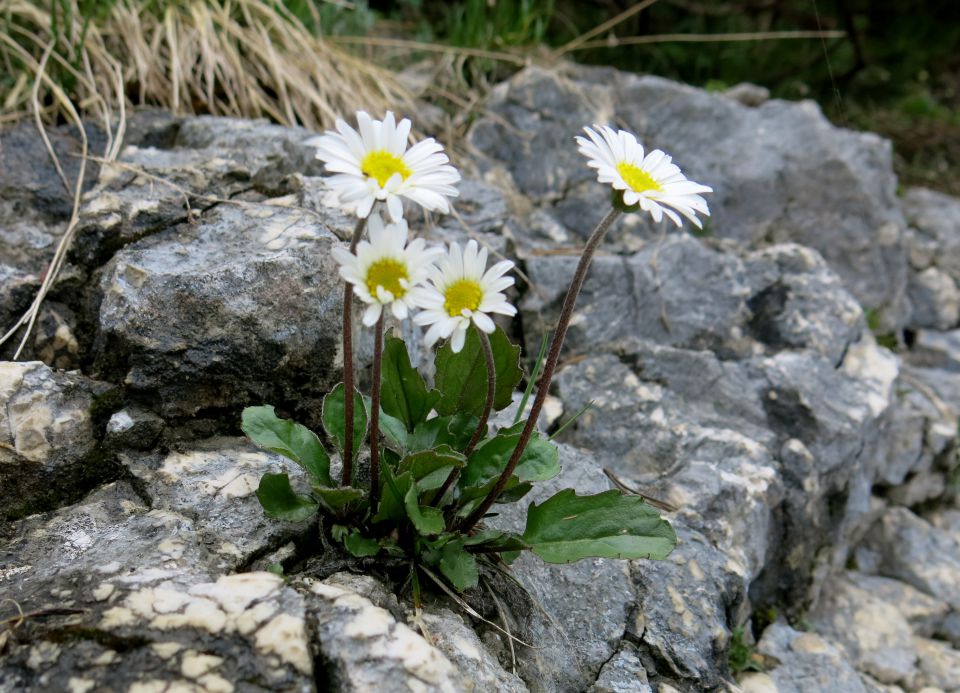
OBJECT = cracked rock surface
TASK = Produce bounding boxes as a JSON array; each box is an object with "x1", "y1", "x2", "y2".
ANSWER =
[{"x1": 3, "y1": 65, "x2": 960, "y2": 692}]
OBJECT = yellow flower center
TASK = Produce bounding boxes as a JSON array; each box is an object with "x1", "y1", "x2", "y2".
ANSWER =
[
  {"x1": 361, "y1": 150, "x2": 412, "y2": 188},
  {"x1": 365, "y1": 259, "x2": 408, "y2": 300},
  {"x1": 444, "y1": 279, "x2": 483, "y2": 317},
  {"x1": 616, "y1": 162, "x2": 662, "y2": 193}
]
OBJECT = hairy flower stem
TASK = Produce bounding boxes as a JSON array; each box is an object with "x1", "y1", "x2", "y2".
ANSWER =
[
  {"x1": 369, "y1": 315, "x2": 385, "y2": 514},
  {"x1": 431, "y1": 329, "x2": 496, "y2": 510},
  {"x1": 340, "y1": 215, "x2": 368, "y2": 486},
  {"x1": 459, "y1": 208, "x2": 622, "y2": 532}
]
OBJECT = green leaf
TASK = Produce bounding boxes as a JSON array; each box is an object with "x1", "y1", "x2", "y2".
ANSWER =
[
  {"x1": 373, "y1": 467, "x2": 413, "y2": 525},
  {"x1": 434, "y1": 326, "x2": 522, "y2": 418},
  {"x1": 438, "y1": 540, "x2": 479, "y2": 591},
  {"x1": 404, "y1": 483, "x2": 445, "y2": 535},
  {"x1": 321, "y1": 383, "x2": 367, "y2": 462},
  {"x1": 242, "y1": 406, "x2": 332, "y2": 486},
  {"x1": 463, "y1": 530, "x2": 530, "y2": 553},
  {"x1": 496, "y1": 481, "x2": 533, "y2": 504},
  {"x1": 456, "y1": 474, "x2": 526, "y2": 517},
  {"x1": 517, "y1": 434, "x2": 561, "y2": 482},
  {"x1": 398, "y1": 446, "x2": 466, "y2": 490},
  {"x1": 380, "y1": 336, "x2": 440, "y2": 432},
  {"x1": 382, "y1": 412, "x2": 480, "y2": 456},
  {"x1": 460, "y1": 431, "x2": 560, "y2": 488},
  {"x1": 378, "y1": 409, "x2": 410, "y2": 453},
  {"x1": 255, "y1": 473, "x2": 319, "y2": 522},
  {"x1": 314, "y1": 486, "x2": 366, "y2": 514},
  {"x1": 522, "y1": 489, "x2": 677, "y2": 564},
  {"x1": 342, "y1": 531, "x2": 381, "y2": 557}
]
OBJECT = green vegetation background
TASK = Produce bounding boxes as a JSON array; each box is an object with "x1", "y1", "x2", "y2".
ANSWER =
[{"x1": 22, "y1": 0, "x2": 960, "y2": 194}]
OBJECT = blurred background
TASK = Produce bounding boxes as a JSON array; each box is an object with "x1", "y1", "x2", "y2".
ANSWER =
[{"x1": 3, "y1": 0, "x2": 958, "y2": 192}]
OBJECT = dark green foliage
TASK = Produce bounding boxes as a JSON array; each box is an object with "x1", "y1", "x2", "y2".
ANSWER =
[{"x1": 244, "y1": 332, "x2": 677, "y2": 594}]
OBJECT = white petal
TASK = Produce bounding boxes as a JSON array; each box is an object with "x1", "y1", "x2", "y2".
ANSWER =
[
  {"x1": 386, "y1": 195, "x2": 404, "y2": 223},
  {"x1": 472, "y1": 311, "x2": 495, "y2": 333},
  {"x1": 450, "y1": 326, "x2": 467, "y2": 353},
  {"x1": 362, "y1": 303, "x2": 382, "y2": 326}
]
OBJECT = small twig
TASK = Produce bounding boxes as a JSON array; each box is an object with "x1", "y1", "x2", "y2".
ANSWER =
[
  {"x1": 564, "y1": 29, "x2": 847, "y2": 52},
  {"x1": 328, "y1": 35, "x2": 528, "y2": 66},
  {"x1": 418, "y1": 565, "x2": 535, "y2": 649},
  {"x1": 31, "y1": 42, "x2": 71, "y2": 195},
  {"x1": 602, "y1": 468, "x2": 677, "y2": 513},
  {"x1": 484, "y1": 580, "x2": 518, "y2": 675},
  {"x1": 555, "y1": 0, "x2": 661, "y2": 55}
]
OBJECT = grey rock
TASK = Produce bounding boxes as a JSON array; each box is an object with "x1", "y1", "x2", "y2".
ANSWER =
[
  {"x1": 420, "y1": 606, "x2": 528, "y2": 693},
  {"x1": 723, "y1": 82, "x2": 771, "y2": 107},
  {"x1": 742, "y1": 243, "x2": 865, "y2": 365},
  {"x1": 492, "y1": 444, "x2": 638, "y2": 692},
  {"x1": 907, "y1": 266, "x2": 960, "y2": 329},
  {"x1": 0, "y1": 479, "x2": 315, "y2": 692},
  {"x1": 0, "y1": 120, "x2": 104, "y2": 223},
  {"x1": 908, "y1": 329, "x2": 960, "y2": 371},
  {"x1": 755, "y1": 620, "x2": 871, "y2": 693},
  {"x1": 303, "y1": 574, "x2": 467, "y2": 692},
  {"x1": 878, "y1": 373, "x2": 955, "y2": 487},
  {"x1": 588, "y1": 643, "x2": 654, "y2": 693},
  {"x1": 521, "y1": 235, "x2": 752, "y2": 357},
  {"x1": 93, "y1": 201, "x2": 345, "y2": 421},
  {"x1": 810, "y1": 573, "x2": 918, "y2": 685},
  {"x1": 522, "y1": 239, "x2": 863, "y2": 365},
  {"x1": 862, "y1": 507, "x2": 960, "y2": 611},
  {"x1": 470, "y1": 66, "x2": 907, "y2": 319},
  {"x1": 71, "y1": 114, "x2": 330, "y2": 270},
  {"x1": 0, "y1": 361, "x2": 117, "y2": 520},
  {"x1": 629, "y1": 524, "x2": 744, "y2": 691},
  {"x1": 119, "y1": 437, "x2": 313, "y2": 570},
  {"x1": 913, "y1": 637, "x2": 960, "y2": 692},
  {"x1": 104, "y1": 406, "x2": 164, "y2": 450},
  {"x1": 903, "y1": 187, "x2": 960, "y2": 280},
  {"x1": 846, "y1": 573, "x2": 951, "y2": 638},
  {"x1": 551, "y1": 335, "x2": 898, "y2": 613}
]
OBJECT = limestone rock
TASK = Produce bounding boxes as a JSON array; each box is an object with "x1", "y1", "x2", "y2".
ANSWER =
[
  {"x1": 913, "y1": 637, "x2": 960, "y2": 692},
  {"x1": 119, "y1": 437, "x2": 314, "y2": 570},
  {"x1": 303, "y1": 574, "x2": 468, "y2": 693},
  {"x1": 846, "y1": 573, "x2": 951, "y2": 639},
  {"x1": 903, "y1": 187, "x2": 960, "y2": 281},
  {"x1": 809, "y1": 573, "x2": 918, "y2": 686},
  {"x1": 93, "y1": 201, "x2": 345, "y2": 421},
  {"x1": 470, "y1": 66, "x2": 907, "y2": 320},
  {"x1": 588, "y1": 643, "x2": 654, "y2": 693},
  {"x1": 0, "y1": 479, "x2": 315, "y2": 692},
  {"x1": 907, "y1": 267, "x2": 960, "y2": 329},
  {"x1": 862, "y1": 507, "x2": 960, "y2": 611},
  {"x1": 492, "y1": 444, "x2": 638, "y2": 692},
  {"x1": 755, "y1": 620, "x2": 872, "y2": 693},
  {"x1": 0, "y1": 361, "x2": 117, "y2": 520}
]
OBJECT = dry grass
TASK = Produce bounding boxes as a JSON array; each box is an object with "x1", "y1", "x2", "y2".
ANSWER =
[{"x1": 0, "y1": 0, "x2": 415, "y2": 131}]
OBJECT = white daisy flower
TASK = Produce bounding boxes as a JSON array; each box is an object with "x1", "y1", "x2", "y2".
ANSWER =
[
  {"x1": 332, "y1": 215, "x2": 442, "y2": 327},
  {"x1": 309, "y1": 110, "x2": 461, "y2": 222},
  {"x1": 411, "y1": 240, "x2": 516, "y2": 353},
  {"x1": 576, "y1": 125, "x2": 713, "y2": 228}
]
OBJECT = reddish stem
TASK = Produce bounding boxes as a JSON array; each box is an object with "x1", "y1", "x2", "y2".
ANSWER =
[
  {"x1": 459, "y1": 208, "x2": 622, "y2": 531},
  {"x1": 340, "y1": 215, "x2": 368, "y2": 486}
]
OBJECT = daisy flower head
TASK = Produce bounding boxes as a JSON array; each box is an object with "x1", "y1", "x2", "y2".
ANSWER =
[
  {"x1": 332, "y1": 214, "x2": 443, "y2": 327},
  {"x1": 309, "y1": 111, "x2": 461, "y2": 222},
  {"x1": 412, "y1": 240, "x2": 516, "y2": 353},
  {"x1": 576, "y1": 125, "x2": 713, "y2": 228}
]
